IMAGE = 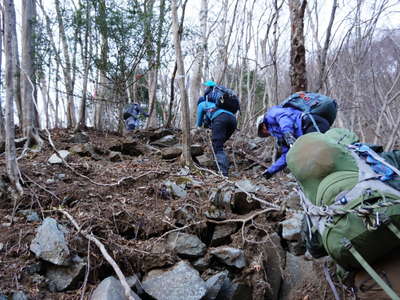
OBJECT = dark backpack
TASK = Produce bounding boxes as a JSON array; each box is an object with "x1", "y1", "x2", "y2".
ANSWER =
[
  {"x1": 281, "y1": 92, "x2": 337, "y2": 126},
  {"x1": 123, "y1": 104, "x2": 139, "y2": 120},
  {"x1": 213, "y1": 85, "x2": 240, "y2": 114}
]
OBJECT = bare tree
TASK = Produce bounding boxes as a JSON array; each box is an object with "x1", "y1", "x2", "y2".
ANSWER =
[
  {"x1": 54, "y1": 0, "x2": 76, "y2": 128},
  {"x1": 189, "y1": 0, "x2": 208, "y2": 125},
  {"x1": 3, "y1": 0, "x2": 23, "y2": 195},
  {"x1": 75, "y1": 0, "x2": 91, "y2": 132},
  {"x1": 21, "y1": 0, "x2": 42, "y2": 147},
  {"x1": 171, "y1": 0, "x2": 191, "y2": 166},
  {"x1": 0, "y1": 9, "x2": 5, "y2": 141},
  {"x1": 289, "y1": 0, "x2": 307, "y2": 92}
]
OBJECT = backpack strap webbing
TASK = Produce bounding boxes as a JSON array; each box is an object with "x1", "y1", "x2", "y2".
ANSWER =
[
  {"x1": 343, "y1": 238, "x2": 400, "y2": 300},
  {"x1": 303, "y1": 112, "x2": 321, "y2": 133}
]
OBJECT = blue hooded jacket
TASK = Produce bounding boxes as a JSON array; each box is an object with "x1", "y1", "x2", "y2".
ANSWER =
[{"x1": 264, "y1": 105, "x2": 303, "y2": 174}]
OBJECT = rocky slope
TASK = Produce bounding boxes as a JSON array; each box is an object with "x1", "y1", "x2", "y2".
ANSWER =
[{"x1": 0, "y1": 127, "x2": 339, "y2": 300}]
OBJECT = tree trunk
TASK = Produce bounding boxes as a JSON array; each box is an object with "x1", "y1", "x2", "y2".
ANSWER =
[
  {"x1": 171, "y1": 0, "x2": 191, "y2": 166},
  {"x1": 289, "y1": 0, "x2": 307, "y2": 93},
  {"x1": 21, "y1": 0, "x2": 42, "y2": 147},
  {"x1": 75, "y1": 0, "x2": 91, "y2": 132},
  {"x1": 54, "y1": 0, "x2": 76, "y2": 128},
  {"x1": 189, "y1": 0, "x2": 208, "y2": 126},
  {"x1": 0, "y1": 12, "x2": 5, "y2": 141},
  {"x1": 3, "y1": 0, "x2": 23, "y2": 194}
]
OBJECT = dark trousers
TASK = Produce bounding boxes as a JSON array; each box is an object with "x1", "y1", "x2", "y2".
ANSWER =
[
  {"x1": 211, "y1": 113, "x2": 237, "y2": 176},
  {"x1": 302, "y1": 114, "x2": 330, "y2": 134}
]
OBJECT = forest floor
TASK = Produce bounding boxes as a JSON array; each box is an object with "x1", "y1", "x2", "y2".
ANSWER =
[{"x1": 0, "y1": 127, "x2": 340, "y2": 300}]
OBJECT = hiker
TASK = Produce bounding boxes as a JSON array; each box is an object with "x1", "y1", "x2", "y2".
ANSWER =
[
  {"x1": 257, "y1": 91, "x2": 337, "y2": 180},
  {"x1": 286, "y1": 128, "x2": 400, "y2": 299},
  {"x1": 123, "y1": 103, "x2": 149, "y2": 131},
  {"x1": 196, "y1": 80, "x2": 239, "y2": 177}
]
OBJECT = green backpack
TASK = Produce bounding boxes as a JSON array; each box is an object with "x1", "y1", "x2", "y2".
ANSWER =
[{"x1": 287, "y1": 128, "x2": 400, "y2": 299}]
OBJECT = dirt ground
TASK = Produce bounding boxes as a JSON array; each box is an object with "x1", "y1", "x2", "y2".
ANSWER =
[{"x1": 0, "y1": 128, "x2": 340, "y2": 300}]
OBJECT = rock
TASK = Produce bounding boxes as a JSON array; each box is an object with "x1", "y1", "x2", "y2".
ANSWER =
[
  {"x1": 204, "y1": 271, "x2": 228, "y2": 300},
  {"x1": 164, "y1": 181, "x2": 187, "y2": 199},
  {"x1": 69, "y1": 143, "x2": 95, "y2": 157},
  {"x1": 204, "y1": 206, "x2": 227, "y2": 220},
  {"x1": 120, "y1": 139, "x2": 145, "y2": 156},
  {"x1": 108, "y1": 151, "x2": 123, "y2": 162},
  {"x1": 46, "y1": 178, "x2": 56, "y2": 184},
  {"x1": 174, "y1": 206, "x2": 195, "y2": 226},
  {"x1": 161, "y1": 147, "x2": 182, "y2": 159},
  {"x1": 210, "y1": 224, "x2": 238, "y2": 247},
  {"x1": 210, "y1": 247, "x2": 246, "y2": 269},
  {"x1": 177, "y1": 167, "x2": 190, "y2": 176},
  {"x1": 48, "y1": 150, "x2": 70, "y2": 164},
  {"x1": 46, "y1": 255, "x2": 86, "y2": 292},
  {"x1": 30, "y1": 217, "x2": 70, "y2": 265},
  {"x1": 24, "y1": 262, "x2": 42, "y2": 275},
  {"x1": 216, "y1": 278, "x2": 252, "y2": 300},
  {"x1": 68, "y1": 132, "x2": 89, "y2": 143},
  {"x1": 279, "y1": 253, "x2": 316, "y2": 300},
  {"x1": 280, "y1": 213, "x2": 303, "y2": 241},
  {"x1": 235, "y1": 179, "x2": 259, "y2": 193},
  {"x1": 192, "y1": 256, "x2": 210, "y2": 272},
  {"x1": 190, "y1": 144, "x2": 204, "y2": 157},
  {"x1": 57, "y1": 173, "x2": 66, "y2": 180},
  {"x1": 90, "y1": 276, "x2": 140, "y2": 300},
  {"x1": 167, "y1": 233, "x2": 206, "y2": 258},
  {"x1": 285, "y1": 191, "x2": 302, "y2": 210},
  {"x1": 142, "y1": 261, "x2": 207, "y2": 300},
  {"x1": 287, "y1": 240, "x2": 306, "y2": 256},
  {"x1": 147, "y1": 128, "x2": 177, "y2": 142},
  {"x1": 15, "y1": 137, "x2": 28, "y2": 148},
  {"x1": 18, "y1": 209, "x2": 40, "y2": 222},
  {"x1": 231, "y1": 192, "x2": 260, "y2": 215},
  {"x1": 195, "y1": 154, "x2": 215, "y2": 168},
  {"x1": 151, "y1": 135, "x2": 178, "y2": 147},
  {"x1": 11, "y1": 291, "x2": 27, "y2": 300},
  {"x1": 209, "y1": 189, "x2": 231, "y2": 210},
  {"x1": 262, "y1": 233, "x2": 284, "y2": 300}
]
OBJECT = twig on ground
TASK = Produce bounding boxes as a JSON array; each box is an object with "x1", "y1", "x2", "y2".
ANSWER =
[
  {"x1": 79, "y1": 239, "x2": 91, "y2": 300},
  {"x1": 156, "y1": 221, "x2": 204, "y2": 243},
  {"x1": 57, "y1": 209, "x2": 140, "y2": 300}
]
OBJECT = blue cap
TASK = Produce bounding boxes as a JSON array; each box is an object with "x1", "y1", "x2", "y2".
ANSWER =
[{"x1": 203, "y1": 80, "x2": 216, "y2": 87}]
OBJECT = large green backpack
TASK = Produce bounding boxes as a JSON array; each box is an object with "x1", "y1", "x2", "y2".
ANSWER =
[{"x1": 287, "y1": 128, "x2": 400, "y2": 299}]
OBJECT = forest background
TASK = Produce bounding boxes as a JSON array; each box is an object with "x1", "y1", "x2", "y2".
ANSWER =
[{"x1": 0, "y1": 0, "x2": 400, "y2": 192}]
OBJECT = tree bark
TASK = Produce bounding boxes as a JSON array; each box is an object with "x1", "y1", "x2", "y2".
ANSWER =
[
  {"x1": 54, "y1": 0, "x2": 76, "y2": 128},
  {"x1": 3, "y1": 0, "x2": 23, "y2": 194},
  {"x1": 21, "y1": 0, "x2": 42, "y2": 147},
  {"x1": 189, "y1": 0, "x2": 208, "y2": 126},
  {"x1": 289, "y1": 0, "x2": 307, "y2": 93},
  {"x1": 171, "y1": 0, "x2": 191, "y2": 166},
  {"x1": 0, "y1": 10, "x2": 5, "y2": 141}
]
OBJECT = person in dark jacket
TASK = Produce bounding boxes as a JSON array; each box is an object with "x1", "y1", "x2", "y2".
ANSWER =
[
  {"x1": 258, "y1": 103, "x2": 331, "y2": 179},
  {"x1": 123, "y1": 103, "x2": 149, "y2": 131},
  {"x1": 196, "y1": 80, "x2": 237, "y2": 177}
]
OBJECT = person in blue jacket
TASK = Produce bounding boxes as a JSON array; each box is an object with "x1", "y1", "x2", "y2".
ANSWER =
[
  {"x1": 196, "y1": 80, "x2": 237, "y2": 177},
  {"x1": 123, "y1": 103, "x2": 149, "y2": 131},
  {"x1": 258, "y1": 103, "x2": 330, "y2": 179}
]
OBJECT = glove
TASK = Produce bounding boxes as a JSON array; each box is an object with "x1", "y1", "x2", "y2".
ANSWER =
[
  {"x1": 283, "y1": 132, "x2": 296, "y2": 147},
  {"x1": 263, "y1": 170, "x2": 273, "y2": 180}
]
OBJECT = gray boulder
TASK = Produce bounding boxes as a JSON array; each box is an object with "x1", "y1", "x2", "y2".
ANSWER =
[
  {"x1": 204, "y1": 271, "x2": 228, "y2": 300},
  {"x1": 46, "y1": 255, "x2": 86, "y2": 292},
  {"x1": 262, "y1": 233, "x2": 284, "y2": 300},
  {"x1": 161, "y1": 147, "x2": 182, "y2": 159},
  {"x1": 216, "y1": 277, "x2": 252, "y2": 300},
  {"x1": 11, "y1": 291, "x2": 27, "y2": 300},
  {"x1": 151, "y1": 135, "x2": 177, "y2": 147},
  {"x1": 48, "y1": 150, "x2": 70, "y2": 164},
  {"x1": 142, "y1": 261, "x2": 206, "y2": 300},
  {"x1": 30, "y1": 217, "x2": 70, "y2": 265},
  {"x1": 167, "y1": 233, "x2": 206, "y2": 258},
  {"x1": 279, "y1": 253, "x2": 317, "y2": 300},
  {"x1": 90, "y1": 276, "x2": 140, "y2": 300},
  {"x1": 210, "y1": 247, "x2": 246, "y2": 269},
  {"x1": 280, "y1": 213, "x2": 303, "y2": 241},
  {"x1": 210, "y1": 224, "x2": 237, "y2": 247}
]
